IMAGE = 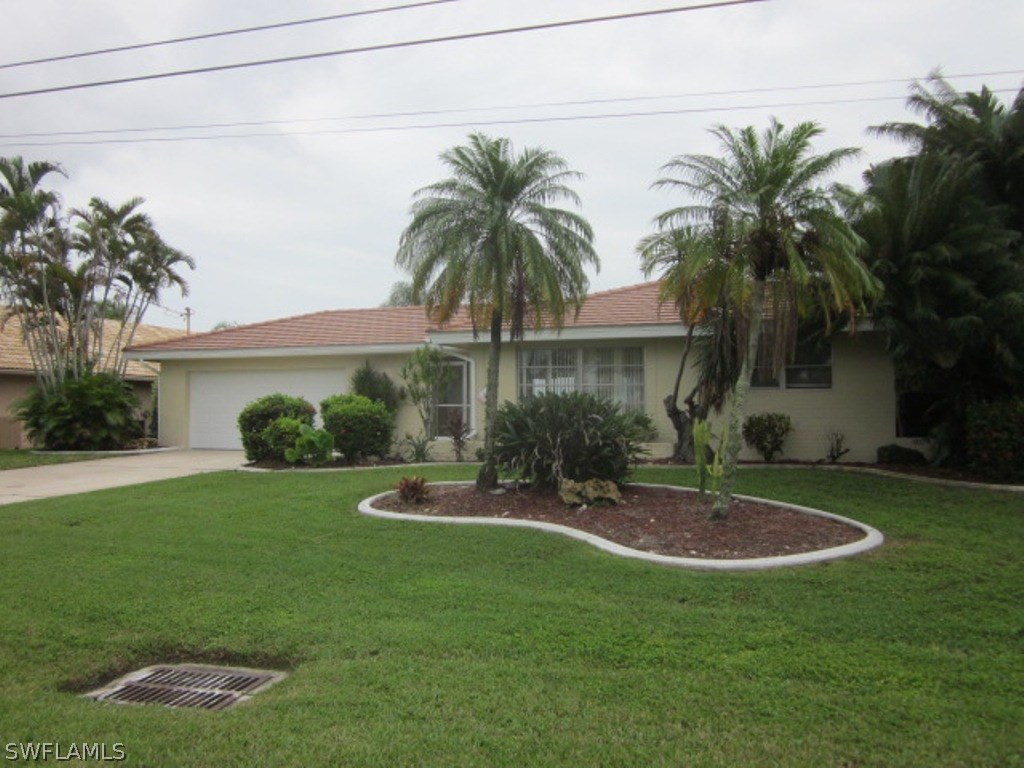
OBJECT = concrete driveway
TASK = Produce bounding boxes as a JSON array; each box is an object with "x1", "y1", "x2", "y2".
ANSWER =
[{"x1": 0, "y1": 449, "x2": 244, "y2": 506}]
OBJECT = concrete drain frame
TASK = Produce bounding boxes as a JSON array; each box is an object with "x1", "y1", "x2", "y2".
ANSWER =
[{"x1": 85, "y1": 664, "x2": 286, "y2": 711}]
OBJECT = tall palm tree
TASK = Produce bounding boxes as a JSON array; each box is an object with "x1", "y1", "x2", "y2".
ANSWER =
[
  {"x1": 396, "y1": 133, "x2": 598, "y2": 490},
  {"x1": 645, "y1": 119, "x2": 878, "y2": 517}
]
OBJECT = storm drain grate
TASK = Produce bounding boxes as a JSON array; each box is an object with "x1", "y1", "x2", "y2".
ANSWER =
[{"x1": 85, "y1": 664, "x2": 286, "y2": 711}]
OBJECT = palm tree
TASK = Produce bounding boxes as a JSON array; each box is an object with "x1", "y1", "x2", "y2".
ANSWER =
[
  {"x1": 645, "y1": 119, "x2": 878, "y2": 517},
  {"x1": 396, "y1": 133, "x2": 598, "y2": 490}
]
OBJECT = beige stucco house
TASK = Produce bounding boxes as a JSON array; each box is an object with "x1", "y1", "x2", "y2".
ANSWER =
[
  {"x1": 126, "y1": 282, "x2": 912, "y2": 463},
  {"x1": 0, "y1": 314, "x2": 185, "y2": 448}
]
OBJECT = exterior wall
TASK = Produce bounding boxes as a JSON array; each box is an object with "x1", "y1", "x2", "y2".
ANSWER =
[
  {"x1": 486, "y1": 331, "x2": 901, "y2": 464},
  {"x1": 642, "y1": 332, "x2": 901, "y2": 463},
  {"x1": 154, "y1": 332, "x2": 903, "y2": 464}
]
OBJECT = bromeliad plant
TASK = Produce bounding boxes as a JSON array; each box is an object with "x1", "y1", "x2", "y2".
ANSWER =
[{"x1": 395, "y1": 476, "x2": 429, "y2": 504}]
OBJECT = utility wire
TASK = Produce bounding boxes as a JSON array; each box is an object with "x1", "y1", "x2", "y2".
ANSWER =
[
  {"x1": 0, "y1": 0, "x2": 462, "y2": 70},
  {"x1": 0, "y1": 0, "x2": 768, "y2": 100},
  {"x1": 2, "y1": 68, "x2": 1019, "y2": 141},
  {"x1": 6, "y1": 89, "x2": 1019, "y2": 149}
]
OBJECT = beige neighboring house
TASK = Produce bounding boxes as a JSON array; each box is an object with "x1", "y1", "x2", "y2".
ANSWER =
[
  {"x1": 125, "y1": 282, "x2": 919, "y2": 462},
  {"x1": 0, "y1": 313, "x2": 186, "y2": 448}
]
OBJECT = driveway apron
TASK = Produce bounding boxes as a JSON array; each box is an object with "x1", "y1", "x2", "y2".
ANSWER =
[{"x1": 0, "y1": 450, "x2": 243, "y2": 505}]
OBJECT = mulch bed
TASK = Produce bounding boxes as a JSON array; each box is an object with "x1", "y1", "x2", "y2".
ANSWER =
[{"x1": 372, "y1": 484, "x2": 865, "y2": 560}]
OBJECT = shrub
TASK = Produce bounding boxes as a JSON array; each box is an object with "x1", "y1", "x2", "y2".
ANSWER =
[
  {"x1": 396, "y1": 476, "x2": 429, "y2": 504},
  {"x1": 350, "y1": 361, "x2": 402, "y2": 415},
  {"x1": 262, "y1": 417, "x2": 306, "y2": 463},
  {"x1": 493, "y1": 392, "x2": 649, "y2": 489},
  {"x1": 402, "y1": 432, "x2": 433, "y2": 463},
  {"x1": 285, "y1": 424, "x2": 335, "y2": 467},
  {"x1": 321, "y1": 394, "x2": 393, "y2": 463},
  {"x1": 443, "y1": 410, "x2": 470, "y2": 462},
  {"x1": 237, "y1": 394, "x2": 315, "y2": 462},
  {"x1": 966, "y1": 399, "x2": 1024, "y2": 481},
  {"x1": 876, "y1": 443, "x2": 928, "y2": 466},
  {"x1": 825, "y1": 430, "x2": 850, "y2": 463},
  {"x1": 13, "y1": 373, "x2": 142, "y2": 450},
  {"x1": 742, "y1": 412, "x2": 793, "y2": 462}
]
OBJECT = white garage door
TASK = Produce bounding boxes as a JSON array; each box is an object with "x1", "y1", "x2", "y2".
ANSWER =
[{"x1": 188, "y1": 369, "x2": 346, "y2": 449}]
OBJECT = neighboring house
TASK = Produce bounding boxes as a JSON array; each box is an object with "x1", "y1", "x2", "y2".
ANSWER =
[
  {"x1": 0, "y1": 313, "x2": 186, "y2": 448},
  {"x1": 125, "y1": 282, "x2": 920, "y2": 463}
]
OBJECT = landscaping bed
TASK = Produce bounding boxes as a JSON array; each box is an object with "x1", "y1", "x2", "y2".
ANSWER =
[{"x1": 372, "y1": 483, "x2": 864, "y2": 559}]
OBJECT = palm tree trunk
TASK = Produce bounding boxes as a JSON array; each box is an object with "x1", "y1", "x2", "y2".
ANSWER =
[
  {"x1": 475, "y1": 309, "x2": 502, "y2": 490},
  {"x1": 711, "y1": 280, "x2": 765, "y2": 520}
]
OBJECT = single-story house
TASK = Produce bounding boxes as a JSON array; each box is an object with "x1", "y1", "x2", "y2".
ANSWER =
[
  {"x1": 125, "y1": 282, "x2": 923, "y2": 462},
  {"x1": 0, "y1": 314, "x2": 186, "y2": 448}
]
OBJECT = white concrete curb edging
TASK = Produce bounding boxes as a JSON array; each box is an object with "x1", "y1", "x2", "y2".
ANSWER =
[{"x1": 358, "y1": 481, "x2": 884, "y2": 571}]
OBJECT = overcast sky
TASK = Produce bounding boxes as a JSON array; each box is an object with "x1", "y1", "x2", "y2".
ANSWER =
[{"x1": 2, "y1": 0, "x2": 1021, "y2": 332}]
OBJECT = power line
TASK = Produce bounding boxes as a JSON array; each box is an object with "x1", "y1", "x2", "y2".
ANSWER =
[
  {"x1": 0, "y1": 0, "x2": 461, "y2": 70},
  {"x1": 2, "y1": 68, "x2": 1020, "y2": 141},
  {"x1": 0, "y1": 0, "x2": 769, "y2": 100},
  {"x1": 6, "y1": 89, "x2": 1019, "y2": 149}
]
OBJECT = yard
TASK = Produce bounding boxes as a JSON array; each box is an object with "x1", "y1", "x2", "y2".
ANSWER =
[{"x1": 0, "y1": 465, "x2": 1020, "y2": 767}]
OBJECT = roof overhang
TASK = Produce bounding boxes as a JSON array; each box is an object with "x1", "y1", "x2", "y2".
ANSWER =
[
  {"x1": 124, "y1": 342, "x2": 425, "y2": 362},
  {"x1": 427, "y1": 323, "x2": 688, "y2": 345}
]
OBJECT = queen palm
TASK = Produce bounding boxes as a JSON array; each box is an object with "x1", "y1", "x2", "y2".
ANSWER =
[
  {"x1": 645, "y1": 119, "x2": 878, "y2": 517},
  {"x1": 396, "y1": 133, "x2": 598, "y2": 490}
]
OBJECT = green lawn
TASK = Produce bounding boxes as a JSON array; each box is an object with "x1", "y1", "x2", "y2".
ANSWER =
[
  {"x1": 0, "y1": 450, "x2": 112, "y2": 470},
  {"x1": 0, "y1": 465, "x2": 1020, "y2": 767}
]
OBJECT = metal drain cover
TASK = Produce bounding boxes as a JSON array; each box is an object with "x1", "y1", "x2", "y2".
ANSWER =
[{"x1": 85, "y1": 664, "x2": 286, "y2": 710}]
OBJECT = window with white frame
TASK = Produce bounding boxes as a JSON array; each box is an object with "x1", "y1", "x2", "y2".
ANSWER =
[
  {"x1": 431, "y1": 358, "x2": 471, "y2": 438},
  {"x1": 518, "y1": 347, "x2": 644, "y2": 411}
]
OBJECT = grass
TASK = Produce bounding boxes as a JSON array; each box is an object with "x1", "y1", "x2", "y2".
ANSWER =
[
  {"x1": 0, "y1": 464, "x2": 1020, "y2": 767},
  {"x1": 0, "y1": 449, "x2": 113, "y2": 470}
]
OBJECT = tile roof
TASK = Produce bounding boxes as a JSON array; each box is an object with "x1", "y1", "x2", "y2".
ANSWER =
[
  {"x1": 126, "y1": 305, "x2": 433, "y2": 354},
  {"x1": 126, "y1": 282, "x2": 680, "y2": 356},
  {"x1": 436, "y1": 281, "x2": 677, "y2": 333},
  {"x1": 0, "y1": 311, "x2": 185, "y2": 380}
]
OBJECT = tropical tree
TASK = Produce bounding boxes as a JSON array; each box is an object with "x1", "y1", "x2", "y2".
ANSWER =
[
  {"x1": 396, "y1": 133, "x2": 598, "y2": 489},
  {"x1": 382, "y1": 280, "x2": 416, "y2": 307},
  {"x1": 643, "y1": 119, "x2": 879, "y2": 517}
]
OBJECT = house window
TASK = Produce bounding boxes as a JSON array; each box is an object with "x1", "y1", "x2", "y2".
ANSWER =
[
  {"x1": 431, "y1": 358, "x2": 471, "y2": 438},
  {"x1": 519, "y1": 347, "x2": 644, "y2": 411},
  {"x1": 750, "y1": 335, "x2": 832, "y2": 389},
  {"x1": 785, "y1": 337, "x2": 832, "y2": 389}
]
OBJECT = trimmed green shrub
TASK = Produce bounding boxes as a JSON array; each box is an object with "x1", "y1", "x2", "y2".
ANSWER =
[
  {"x1": 13, "y1": 373, "x2": 142, "y2": 450},
  {"x1": 966, "y1": 399, "x2": 1024, "y2": 481},
  {"x1": 285, "y1": 424, "x2": 335, "y2": 467},
  {"x1": 262, "y1": 416, "x2": 306, "y2": 463},
  {"x1": 321, "y1": 394, "x2": 393, "y2": 463},
  {"x1": 742, "y1": 412, "x2": 793, "y2": 462},
  {"x1": 876, "y1": 443, "x2": 928, "y2": 466},
  {"x1": 493, "y1": 392, "x2": 649, "y2": 489},
  {"x1": 237, "y1": 394, "x2": 315, "y2": 462},
  {"x1": 350, "y1": 361, "x2": 402, "y2": 415}
]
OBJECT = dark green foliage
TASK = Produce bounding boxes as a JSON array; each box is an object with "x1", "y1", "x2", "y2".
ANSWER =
[
  {"x1": 863, "y1": 79, "x2": 1024, "y2": 464},
  {"x1": 350, "y1": 361, "x2": 402, "y2": 415},
  {"x1": 321, "y1": 394, "x2": 393, "y2": 463},
  {"x1": 13, "y1": 373, "x2": 142, "y2": 450},
  {"x1": 395, "y1": 475, "x2": 429, "y2": 504},
  {"x1": 876, "y1": 443, "x2": 928, "y2": 466},
  {"x1": 262, "y1": 417, "x2": 306, "y2": 463},
  {"x1": 285, "y1": 424, "x2": 335, "y2": 467},
  {"x1": 966, "y1": 399, "x2": 1024, "y2": 481},
  {"x1": 741, "y1": 412, "x2": 793, "y2": 462},
  {"x1": 493, "y1": 392, "x2": 649, "y2": 489},
  {"x1": 237, "y1": 394, "x2": 315, "y2": 462}
]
